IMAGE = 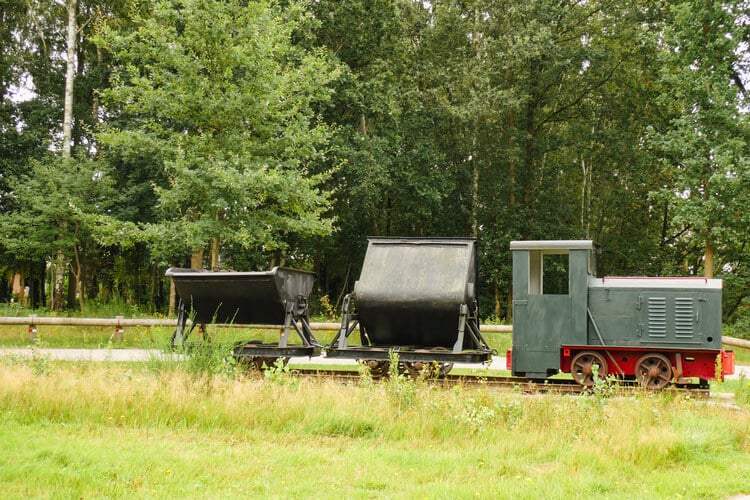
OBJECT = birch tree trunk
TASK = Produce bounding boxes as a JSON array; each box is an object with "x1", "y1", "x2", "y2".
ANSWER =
[
  {"x1": 62, "y1": 0, "x2": 76, "y2": 159},
  {"x1": 53, "y1": 0, "x2": 77, "y2": 311}
]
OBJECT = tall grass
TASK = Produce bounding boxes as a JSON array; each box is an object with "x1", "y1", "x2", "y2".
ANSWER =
[
  {"x1": 1, "y1": 357, "x2": 749, "y2": 498},
  {"x1": 0, "y1": 323, "x2": 339, "y2": 350},
  {"x1": 0, "y1": 323, "x2": 175, "y2": 349}
]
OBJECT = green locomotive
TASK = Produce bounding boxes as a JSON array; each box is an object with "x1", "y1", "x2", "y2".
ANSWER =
[{"x1": 509, "y1": 240, "x2": 735, "y2": 388}]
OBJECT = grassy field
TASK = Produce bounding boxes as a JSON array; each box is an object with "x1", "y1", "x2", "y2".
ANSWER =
[{"x1": 0, "y1": 353, "x2": 749, "y2": 499}]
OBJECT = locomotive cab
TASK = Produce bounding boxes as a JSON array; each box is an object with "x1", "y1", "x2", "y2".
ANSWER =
[{"x1": 510, "y1": 240, "x2": 598, "y2": 379}]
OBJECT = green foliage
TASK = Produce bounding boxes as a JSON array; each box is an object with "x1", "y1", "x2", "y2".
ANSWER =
[
  {"x1": 262, "y1": 357, "x2": 298, "y2": 388},
  {"x1": 447, "y1": 386, "x2": 503, "y2": 430},
  {"x1": 182, "y1": 342, "x2": 239, "y2": 380},
  {"x1": 1, "y1": 335, "x2": 53, "y2": 376},
  {"x1": 578, "y1": 368, "x2": 620, "y2": 411},
  {"x1": 0, "y1": 155, "x2": 116, "y2": 279},
  {"x1": 95, "y1": 0, "x2": 341, "y2": 265},
  {"x1": 734, "y1": 374, "x2": 750, "y2": 408},
  {"x1": 356, "y1": 359, "x2": 374, "y2": 387},
  {"x1": 724, "y1": 316, "x2": 750, "y2": 341},
  {"x1": 646, "y1": 0, "x2": 750, "y2": 281}
]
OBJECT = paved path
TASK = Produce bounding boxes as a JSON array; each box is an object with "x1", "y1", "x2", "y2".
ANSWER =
[
  {"x1": 0, "y1": 348, "x2": 747, "y2": 379},
  {"x1": 0, "y1": 347, "x2": 506, "y2": 370}
]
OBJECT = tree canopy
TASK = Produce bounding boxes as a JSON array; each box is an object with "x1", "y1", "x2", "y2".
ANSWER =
[
  {"x1": 95, "y1": 0, "x2": 339, "y2": 269},
  {"x1": 1, "y1": 0, "x2": 748, "y2": 328}
]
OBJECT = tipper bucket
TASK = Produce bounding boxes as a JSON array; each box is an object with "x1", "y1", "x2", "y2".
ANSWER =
[
  {"x1": 328, "y1": 238, "x2": 492, "y2": 365},
  {"x1": 166, "y1": 267, "x2": 314, "y2": 326}
]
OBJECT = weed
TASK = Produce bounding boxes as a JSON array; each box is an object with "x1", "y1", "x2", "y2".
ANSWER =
[
  {"x1": 183, "y1": 342, "x2": 239, "y2": 380},
  {"x1": 357, "y1": 360, "x2": 374, "y2": 387},
  {"x1": 735, "y1": 373, "x2": 750, "y2": 408},
  {"x1": 577, "y1": 365, "x2": 619, "y2": 414},
  {"x1": 0, "y1": 336, "x2": 53, "y2": 375},
  {"x1": 319, "y1": 295, "x2": 337, "y2": 320},
  {"x1": 592, "y1": 373, "x2": 619, "y2": 400},
  {"x1": 384, "y1": 351, "x2": 417, "y2": 413},
  {"x1": 496, "y1": 398, "x2": 524, "y2": 427},
  {"x1": 453, "y1": 395, "x2": 497, "y2": 429},
  {"x1": 28, "y1": 335, "x2": 53, "y2": 376},
  {"x1": 263, "y1": 358, "x2": 298, "y2": 388}
]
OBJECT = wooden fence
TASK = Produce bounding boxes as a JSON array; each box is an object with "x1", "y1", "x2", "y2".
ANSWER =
[{"x1": 1, "y1": 316, "x2": 748, "y2": 349}]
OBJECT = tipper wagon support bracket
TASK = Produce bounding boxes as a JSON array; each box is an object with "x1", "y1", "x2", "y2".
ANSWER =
[{"x1": 453, "y1": 303, "x2": 490, "y2": 353}]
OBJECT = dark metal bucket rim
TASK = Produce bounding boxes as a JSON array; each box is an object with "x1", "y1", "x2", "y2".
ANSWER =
[{"x1": 165, "y1": 266, "x2": 316, "y2": 278}]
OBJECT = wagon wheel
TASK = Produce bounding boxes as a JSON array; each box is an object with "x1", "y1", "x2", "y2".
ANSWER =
[
  {"x1": 437, "y1": 361, "x2": 454, "y2": 377},
  {"x1": 431, "y1": 347, "x2": 454, "y2": 378},
  {"x1": 258, "y1": 357, "x2": 291, "y2": 370},
  {"x1": 400, "y1": 349, "x2": 430, "y2": 377},
  {"x1": 401, "y1": 360, "x2": 425, "y2": 377},
  {"x1": 363, "y1": 360, "x2": 390, "y2": 378},
  {"x1": 399, "y1": 360, "x2": 453, "y2": 378},
  {"x1": 397, "y1": 361, "x2": 410, "y2": 375},
  {"x1": 406, "y1": 360, "x2": 454, "y2": 378},
  {"x1": 636, "y1": 354, "x2": 672, "y2": 390},
  {"x1": 571, "y1": 351, "x2": 608, "y2": 387},
  {"x1": 400, "y1": 347, "x2": 454, "y2": 379}
]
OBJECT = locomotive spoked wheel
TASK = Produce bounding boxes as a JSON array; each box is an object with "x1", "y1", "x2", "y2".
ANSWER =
[
  {"x1": 571, "y1": 351, "x2": 608, "y2": 387},
  {"x1": 364, "y1": 360, "x2": 390, "y2": 378},
  {"x1": 636, "y1": 353, "x2": 672, "y2": 390}
]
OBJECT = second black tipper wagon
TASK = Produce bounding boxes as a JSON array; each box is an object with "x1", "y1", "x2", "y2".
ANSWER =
[{"x1": 327, "y1": 237, "x2": 494, "y2": 376}]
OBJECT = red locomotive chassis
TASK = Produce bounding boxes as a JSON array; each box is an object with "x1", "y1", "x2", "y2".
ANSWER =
[
  {"x1": 507, "y1": 347, "x2": 735, "y2": 383},
  {"x1": 560, "y1": 346, "x2": 735, "y2": 382}
]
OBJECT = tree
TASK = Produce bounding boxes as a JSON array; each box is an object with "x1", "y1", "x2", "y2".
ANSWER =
[
  {"x1": 410, "y1": 0, "x2": 669, "y2": 318},
  {"x1": 645, "y1": 0, "x2": 750, "y2": 326},
  {"x1": 647, "y1": 0, "x2": 750, "y2": 287},
  {"x1": 1, "y1": 0, "x2": 74, "y2": 309},
  {"x1": 0, "y1": 155, "x2": 115, "y2": 311},
  {"x1": 304, "y1": 0, "x2": 465, "y2": 303},
  {"x1": 96, "y1": 0, "x2": 340, "y2": 272}
]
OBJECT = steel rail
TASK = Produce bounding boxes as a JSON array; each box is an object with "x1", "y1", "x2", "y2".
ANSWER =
[{"x1": 287, "y1": 368, "x2": 711, "y2": 395}]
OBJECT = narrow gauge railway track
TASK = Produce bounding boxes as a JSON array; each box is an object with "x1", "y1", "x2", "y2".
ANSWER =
[
  {"x1": 0, "y1": 348, "x2": 714, "y2": 397},
  {"x1": 288, "y1": 367, "x2": 712, "y2": 396}
]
